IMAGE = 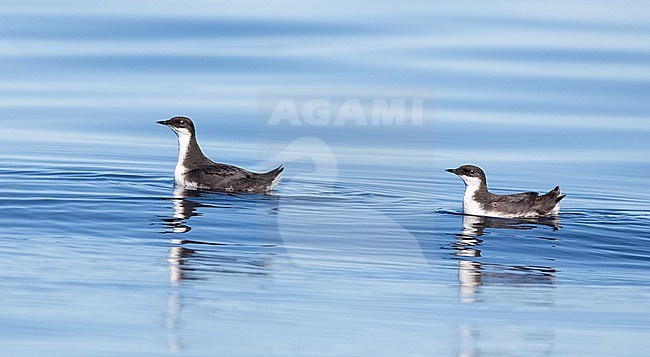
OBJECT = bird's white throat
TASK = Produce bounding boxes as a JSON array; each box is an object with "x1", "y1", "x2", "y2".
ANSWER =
[
  {"x1": 460, "y1": 175, "x2": 487, "y2": 216},
  {"x1": 172, "y1": 127, "x2": 193, "y2": 187}
]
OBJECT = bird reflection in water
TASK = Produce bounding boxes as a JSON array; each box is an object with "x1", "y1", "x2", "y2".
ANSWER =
[
  {"x1": 453, "y1": 214, "x2": 559, "y2": 356},
  {"x1": 162, "y1": 186, "x2": 276, "y2": 282},
  {"x1": 161, "y1": 186, "x2": 203, "y2": 234},
  {"x1": 162, "y1": 186, "x2": 277, "y2": 352},
  {"x1": 454, "y1": 214, "x2": 559, "y2": 303},
  {"x1": 163, "y1": 186, "x2": 204, "y2": 282}
]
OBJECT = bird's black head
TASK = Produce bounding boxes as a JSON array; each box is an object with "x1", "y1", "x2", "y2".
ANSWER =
[
  {"x1": 446, "y1": 164, "x2": 487, "y2": 182},
  {"x1": 157, "y1": 116, "x2": 196, "y2": 135}
]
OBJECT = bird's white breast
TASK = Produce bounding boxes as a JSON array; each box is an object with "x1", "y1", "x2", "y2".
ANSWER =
[
  {"x1": 462, "y1": 187, "x2": 488, "y2": 216},
  {"x1": 173, "y1": 128, "x2": 198, "y2": 189},
  {"x1": 460, "y1": 176, "x2": 488, "y2": 216}
]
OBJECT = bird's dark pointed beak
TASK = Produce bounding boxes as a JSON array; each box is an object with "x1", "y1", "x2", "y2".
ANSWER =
[
  {"x1": 445, "y1": 168, "x2": 457, "y2": 174},
  {"x1": 157, "y1": 120, "x2": 169, "y2": 126}
]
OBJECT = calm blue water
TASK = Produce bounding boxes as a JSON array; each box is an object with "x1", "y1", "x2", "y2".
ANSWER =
[{"x1": 2, "y1": 1, "x2": 650, "y2": 356}]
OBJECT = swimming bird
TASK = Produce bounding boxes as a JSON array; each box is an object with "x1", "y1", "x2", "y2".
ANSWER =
[
  {"x1": 446, "y1": 164, "x2": 565, "y2": 218},
  {"x1": 157, "y1": 116, "x2": 283, "y2": 193}
]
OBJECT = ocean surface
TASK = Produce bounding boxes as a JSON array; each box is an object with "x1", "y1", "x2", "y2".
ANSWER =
[{"x1": 1, "y1": 1, "x2": 649, "y2": 356}]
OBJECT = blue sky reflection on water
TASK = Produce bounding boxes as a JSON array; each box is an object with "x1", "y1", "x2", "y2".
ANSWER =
[
  {"x1": 1, "y1": 1, "x2": 650, "y2": 356},
  {"x1": 2, "y1": 0, "x2": 649, "y2": 131}
]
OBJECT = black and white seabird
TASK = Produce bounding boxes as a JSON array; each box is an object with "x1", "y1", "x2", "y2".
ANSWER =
[
  {"x1": 157, "y1": 116, "x2": 283, "y2": 193},
  {"x1": 446, "y1": 164, "x2": 565, "y2": 218}
]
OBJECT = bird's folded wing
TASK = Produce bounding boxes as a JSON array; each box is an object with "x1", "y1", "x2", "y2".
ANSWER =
[{"x1": 194, "y1": 164, "x2": 252, "y2": 179}]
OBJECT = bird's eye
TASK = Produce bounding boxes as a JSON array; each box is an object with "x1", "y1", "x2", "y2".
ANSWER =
[
  {"x1": 179, "y1": 120, "x2": 185, "y2": 125},
  {"x1": 469, "y1": 170, "x2": 475, "y2": 175}
]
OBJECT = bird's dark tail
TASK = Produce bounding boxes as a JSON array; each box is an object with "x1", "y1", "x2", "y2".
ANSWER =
[
  {"x1": 264, "y1": 165, "x2": 284, "y2": 177},
  {"x1": 546, "y1": 186, "x2": 566, "y2": 202},
  {"x1": 261, "y1": 165, "x2": 284, "y2": 190},
  {"x1": 533, "y1": 186, "x2": 565, "y2": 216}
]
